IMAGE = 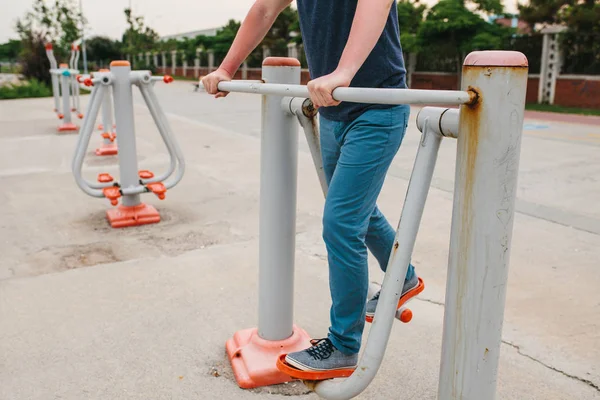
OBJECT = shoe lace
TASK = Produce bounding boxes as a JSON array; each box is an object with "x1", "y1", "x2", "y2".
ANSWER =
[
  {"x1": 306, "y1": 338, "x2": 335, "y2": 361},
  {"x1": 371, "y1": 291, "x2": 381, "y2": 301}
]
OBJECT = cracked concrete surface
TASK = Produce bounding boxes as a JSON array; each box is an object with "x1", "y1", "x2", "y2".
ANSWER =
[{"x1": 1, "y1": 83, "x2": 599, "y2": 399}]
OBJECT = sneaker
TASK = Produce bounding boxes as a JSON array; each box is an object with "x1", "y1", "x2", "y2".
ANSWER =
[
  {"x1": 365, "y1": 273, "x2": 421, "y2": 321},
  {"x1": 284, "y1": 338, "x2": 358, "y2": 372}
]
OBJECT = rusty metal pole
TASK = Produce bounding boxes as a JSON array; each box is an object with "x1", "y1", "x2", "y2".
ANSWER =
[{"x1": 438, "y1": 51, "x2": 528, "y2": 400}]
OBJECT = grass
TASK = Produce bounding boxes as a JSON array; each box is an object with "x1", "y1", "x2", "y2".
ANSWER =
[
  {"x1": 0, "y1": 79, "x2": 52, "y2": 100},
  {"x1": 526, "y1": 103, "x2": 600, "y2": 117}
]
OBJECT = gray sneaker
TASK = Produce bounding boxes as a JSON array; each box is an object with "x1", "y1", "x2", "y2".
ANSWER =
[
  {"x1": 285, "y1": 338, "x2": 358, "y2": 372},
  {"x1": 366, "y1": 273, "x2": 421, "y2": 321}
]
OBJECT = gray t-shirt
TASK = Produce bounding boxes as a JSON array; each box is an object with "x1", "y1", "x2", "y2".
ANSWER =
[{"x1": 296, "y1": 0, "x2": 407, "y2": 121}]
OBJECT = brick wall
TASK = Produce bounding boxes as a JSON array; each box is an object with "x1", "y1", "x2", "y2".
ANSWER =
[
  {"x1": 554, "y1": 76, "x2": 600, "y2": 109},
  {"x1": 411, "y1": 72, "x2": 458, "y2": 90},
  {"x1": 526, "y1": 76, "x2": 539, "y2": 103}
]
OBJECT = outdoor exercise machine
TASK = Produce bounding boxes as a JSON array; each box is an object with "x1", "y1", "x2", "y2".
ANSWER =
[
  {"x1": 199, "y1": 50, "x2": 528, "y2": 400},
  {"x1": 72, "y1": 60, "x2": 184, "y2": 228},
  {"x1": 45, "y1": 42, "x2": 83, "y2": 132},
  {"x1": 77, "y1": 69, "x2": 119, "y2": 156}
]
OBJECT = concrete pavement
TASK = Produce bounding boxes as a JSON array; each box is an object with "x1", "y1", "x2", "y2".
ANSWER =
[{"x1": 0, "y1": 84, "x2": 599, "y2": 399}]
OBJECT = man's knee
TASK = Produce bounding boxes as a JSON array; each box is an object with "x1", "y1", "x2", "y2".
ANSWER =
[{"x1": 322, "y1": 207, "x2": 366, "y2": 247}]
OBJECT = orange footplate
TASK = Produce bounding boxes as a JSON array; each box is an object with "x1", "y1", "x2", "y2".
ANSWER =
[
  {"x1": 147, "y1": 182, "x2": 166, "y2": 200},
  {"x1": 276, "y1": 354, "x2": 355, "y2": 381},
  {"x1": 365, "y1": 277, "x2": 425, "y2": 324}
]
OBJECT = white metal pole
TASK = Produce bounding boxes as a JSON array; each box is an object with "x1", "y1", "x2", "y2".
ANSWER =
[
  {"x1": 60, "y1": 71, "x2": 73, "y2": 124},
  {"x1": 210, "y1": 80, "x2": 473, "y2": 106},
  {"x1": 100, "y1": 86, "x2": 114, "y2": 147},
  {"x1": 284, "y1": 97, "x2": 328, "y2": 196},
  {"x1": 416, "y1": 107, "x2": 459, "y2": 138},
  {"x1": 171, "y1": 50, "x2": 177, "y2": 75},
  {"x1": 438, "y1": 51, "x2": 528, "y2": 400},
  {"x1": 45, "y1": 44, "x2": 60, "y2": 112},
  {"x1": 258, "y1": 58, "x2": 301, "y2": 341},
  {"x1": 110, "y1": 61, "x2": 141, "y2": 207},
  {"x1": 74, "y1": 48, "x2": 81, "y2": 113},
  {"x1": 79, "y1": 0, "x2": 88, "y2": 74}
]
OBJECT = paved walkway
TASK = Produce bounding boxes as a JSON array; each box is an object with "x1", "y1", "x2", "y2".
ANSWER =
[{"x1": 0, "y1": 88, "x2": 599, "y2": 399}]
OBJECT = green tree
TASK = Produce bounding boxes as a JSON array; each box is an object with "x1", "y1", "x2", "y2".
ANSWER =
[
  {"x1": 213, "y1": 20, "x2": 242, "y2": 60},
  {"x1": 519, "y1": 0, "x2": 600, "y2": 74},
  {"x1": 121, "y1": 8, "x2": 159, "y2": 64},
  {"x1": 0, "y1": 40, "x2": 22, "y2": 61},
  {"x1": 417, "y1": 0, "x2": 510, "y2": 83},
  {"x1": 15, "y1": 0, "x2": 84, "y2": 82},
  {"x1": 397, "y1": 0, "x2": 428, "y2": 53},
  {"x1": 518, "y1": 0, "x2": 570, "y2": 26},
  {"x1": 86, "y1": 36, "x2": 122, "y2": 68},
  {"x1": 261, "y1": 6, "x2": 299, "y2": 56}
]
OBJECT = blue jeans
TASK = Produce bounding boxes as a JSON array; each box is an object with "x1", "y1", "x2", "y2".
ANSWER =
[{"x1": 321, "y1": 105, "x2": 415, "y2": 355}]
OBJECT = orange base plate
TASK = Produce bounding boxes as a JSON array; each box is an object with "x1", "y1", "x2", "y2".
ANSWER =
[
  {"x1": 225, "y1": 325, "x2": 312, "y2": 389},
  {"x1": 106, "y1": 203, "x2": 160, "y2": 228},
  {"x1": 95, "y1": 144, "x2": 118, "y2": 156},
  {"x1": 365, "y1": 277, "x2": 425, "y2": 323},
  {"x1": 57, "y1": 122, "x2": 78, "y2": 132},
  {"x1": 276, "y1": 354, "x2": 355, "y2": 381}
]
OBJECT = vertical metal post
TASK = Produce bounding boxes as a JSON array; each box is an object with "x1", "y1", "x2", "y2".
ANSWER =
[
  {"x1": 262, "y1": 45, "x2": 271, "y2": 60},
  {"x1": 438, "y1": 51, "x2": 528, "y2": 400},
  {"x1": 195, "y1": 48, "x2": 201, "y2": 77},
  {"x1": 45, "y1": 44, "x2": 60, "y2": 112},
  {"x1": 79, "y1": 0, "x2": 88, "y2": 74},
  {"x1": 61, "y1": 71, "x2": 73, "y2": 124},
  {"x1": 171, "y1": 50, "x2": 177, "y2": 75},
  {"x1": 110, "y1": 61, "x2": 141, "y2": 207},
  {"x1": 242, "y1": 61, "x2": 248, "y2": 80},
  {"x1": 101, "y1": 86, "x2": 113, "y2": 135},
  {"x1": 207, "y1": 50, "x2": 214, "y2": 72},
  {"x1": 257, "y1": 58, "x2": 301, "y2": 341}
]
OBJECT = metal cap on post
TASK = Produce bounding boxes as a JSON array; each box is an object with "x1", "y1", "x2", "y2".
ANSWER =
[
  {"x1": 225, "y1": 57, "x2": 311, "y2": 389},
  {"x1": 438, "y1": 51, "x2": 528, "y2": 400}
]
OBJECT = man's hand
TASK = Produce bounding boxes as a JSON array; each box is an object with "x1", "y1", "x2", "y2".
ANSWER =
[
  {"x1": 307, "y1": 69, "x2": 353, "y2": 108},
  {"x1": 201, "y1": 68, "x2": 233, "y2": 98}
]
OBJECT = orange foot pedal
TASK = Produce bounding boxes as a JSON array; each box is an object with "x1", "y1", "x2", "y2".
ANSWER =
[
  {"x1": 147, "y1": 182, "x2": 166, "y2": 200},
  {"x1": 57, "y1": 122, "x2": 78, "y2": 132},
  {"x1": 105, "y1": 203, "x2": 160, "y2": 228},
  {"x1": 365, "y1": 277, "x2": 425, "y2": 324},
  {"x1": 96, "y1": 133, "x2": 118, "y2": 156},
  {"x1": 276, "y1": 354, "x2": 355, "y2": 381}
]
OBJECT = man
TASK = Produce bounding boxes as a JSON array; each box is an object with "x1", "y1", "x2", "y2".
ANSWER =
[{"x1": 202, "y1": 0, "x2": 423, "y2": 377}]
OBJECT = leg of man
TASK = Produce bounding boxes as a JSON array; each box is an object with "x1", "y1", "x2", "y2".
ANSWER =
[
  {"x1": 283, "y1": 105, "x2": 418, "y2": 373},
  {"x1": 323, "y1": 105, "x2": 410, "y2": 354},
  {"x1": 320, "y1": 110, "x2": 415, "y2": 280}
]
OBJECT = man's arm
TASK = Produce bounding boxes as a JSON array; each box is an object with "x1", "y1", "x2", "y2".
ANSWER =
[
  {"x1": 203, "y1": 0, "x2": 292, "y2": 97},
  {"x1": 308, "y1": 0, "x2": 395, "y2": 108}
]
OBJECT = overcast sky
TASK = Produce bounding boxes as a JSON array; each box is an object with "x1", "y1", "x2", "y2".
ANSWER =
[{"x1": 0, "y1": 0, "x2": 519, "y2": 43}]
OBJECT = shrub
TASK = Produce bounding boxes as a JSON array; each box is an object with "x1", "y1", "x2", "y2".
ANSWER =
[{"x1": 0, "y1": 79, "x2": 52, "y2": 99}]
